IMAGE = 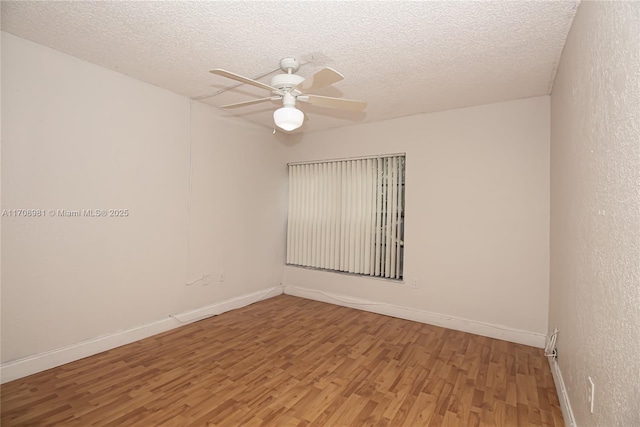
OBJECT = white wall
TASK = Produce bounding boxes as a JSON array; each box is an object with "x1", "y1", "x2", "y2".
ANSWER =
[
  {"x1": 185, "y1": 101, "x2": 287, "y2": 311},
  {"x1": 549, "y1": 2, "x2": 640, "y2": 426},
  {"x1": 1, "y1": 32, "x2": 286, "y2": 365},
  {"x1": 284, "y1": 96, "x2": 550, "y2": 345}
]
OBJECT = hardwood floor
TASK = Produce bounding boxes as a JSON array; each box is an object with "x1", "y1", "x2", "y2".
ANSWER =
[{"x1": 1, "y1": 295, "x2": 563, "y2": 426}]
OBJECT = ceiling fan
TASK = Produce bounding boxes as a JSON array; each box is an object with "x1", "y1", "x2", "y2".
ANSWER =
[{"x1": 210, "y1": 57, "x2": 367, "y2": 132}]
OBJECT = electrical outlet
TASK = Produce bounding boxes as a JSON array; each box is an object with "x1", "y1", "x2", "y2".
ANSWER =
[
  {"x1": 588, "y1": 377, "x2": 595, "y2": 413},
  {"x1": 218, "y1": 271, "x2": 225, "y2": 282},
  {"x1": 411, "y1": 279, "x2": 418, "y2": 289},
  {"x1": 203, "y1": 274, "x2": 211, "y2": 286}
]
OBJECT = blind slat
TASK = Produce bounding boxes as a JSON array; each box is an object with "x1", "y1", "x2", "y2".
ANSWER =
[
  {"x1": 340, "y1": 161, "x2": 348, "y2": 271},
  {"x1": 305, "y1": 164, "x2": 313, "y2": 266},
  {"x1": 331, "y1": 162, "x2": 339, "y2": 270},
  {"x1": 363, "y1": 159, "x2": 373, "y2": 274},
  {"x1": 390, "y1": 157, "x2": 398, "y2": 278},
  {"x1": 395, "y1": 158, "x2": 403, "y2": 279},
  {"x1": 319, "y1": 163, "x2": 324, "y2": 267},
  {"x1": 374, "y1": 158, "x2": 383, "y2": 277},
  {"x1": 354, "y1": 159, "x2": 362, "y2": 274},
  {"x1": 311, "y1": 163, "x2": 318, "y2": 267},
  {"x1": 297, "y1": 165, "x2": 303, "y2": 265}
]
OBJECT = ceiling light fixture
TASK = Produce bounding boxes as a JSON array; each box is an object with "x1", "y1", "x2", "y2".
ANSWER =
[
  {"x1": 273, "y1": 106, "x2": 304, "y2": 131},
  {"x1": 273, "y1": 93, "x2": 304, "y2": 131}
]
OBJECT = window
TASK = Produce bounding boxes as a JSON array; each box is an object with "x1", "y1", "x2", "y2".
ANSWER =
[{"x1": 287, "y1": 154, "x2": 405, "y2": 280}]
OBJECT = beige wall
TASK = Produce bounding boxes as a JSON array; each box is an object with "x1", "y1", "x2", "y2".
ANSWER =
[
  {"x1": 549, "y1": 2, "x2": 640, "y2": 426},
  {"x1": 1, "y1": 33, "x2": 286, "y2": 363},
  {"x1": 284, "y1": 96, "x2": 550, "y2": 339}
]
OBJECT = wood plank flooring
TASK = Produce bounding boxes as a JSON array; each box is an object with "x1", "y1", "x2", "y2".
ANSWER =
[{"x1": 1, "y1": 295, "x2": 563, "y2": 426}]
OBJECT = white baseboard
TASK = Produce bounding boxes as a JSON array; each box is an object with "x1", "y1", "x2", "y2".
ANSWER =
[
  {"x1": 284, "y1": 285, "x2": 546, "y2": 348},
  {"x1": 549, "y1": 357, "x2": 576, "y2": 427},
  {"x1": 0, "y1": 285, "x2": 283, "y2": 384},
  {"x1": 170, "y1": 286, "x2": 283, "y2": 323}
]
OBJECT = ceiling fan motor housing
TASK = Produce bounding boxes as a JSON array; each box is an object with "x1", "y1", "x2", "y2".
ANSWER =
[{"x1": 271, "y1": 74, "x2": 305, "y2": 93}]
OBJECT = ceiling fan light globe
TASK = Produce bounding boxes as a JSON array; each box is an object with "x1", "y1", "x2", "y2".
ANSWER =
[{"x1": 273, "y1": 106, "x2": 304, "y2": 131}]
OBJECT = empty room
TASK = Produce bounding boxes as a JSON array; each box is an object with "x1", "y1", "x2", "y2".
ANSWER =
[{"x1": 1, "y1": 1, "x2": 638, "y2": 426}]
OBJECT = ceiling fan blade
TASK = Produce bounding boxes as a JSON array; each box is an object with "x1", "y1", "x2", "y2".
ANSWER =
[
  {"x1": 294, "y1": 68, "x2": 344, "y2": 92},
  {"x1": 210, "y1": 69, "x2": 283, "y2": 94},
  {"x1": 299, "y1": 94, "x2": 367, "y2": 112},
  {"x1": 221, "y1": 97, "x2": 281, "y2": 109}
]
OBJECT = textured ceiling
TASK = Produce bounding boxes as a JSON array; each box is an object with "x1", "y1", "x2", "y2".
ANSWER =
[{"x1": 1, "y1": 1, "x2": 578, "y2": 133}]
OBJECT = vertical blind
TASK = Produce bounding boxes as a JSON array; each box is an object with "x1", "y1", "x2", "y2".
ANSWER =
[{"x1": 287, "y1": 155, "x2": 405, "y2": 279}]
